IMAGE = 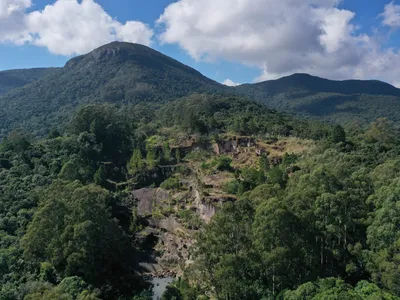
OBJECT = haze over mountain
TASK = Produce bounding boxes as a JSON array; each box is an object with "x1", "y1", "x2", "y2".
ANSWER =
[{"x1": 1, "y1": 42, "x2": 400, "y2": 138}]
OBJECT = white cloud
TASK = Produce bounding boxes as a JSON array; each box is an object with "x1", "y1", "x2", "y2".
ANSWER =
[
  {"x1": 0, "y1": 0, "x2": 31, "y2": 44},
  {"x1": 381, "y1": 1, "x2": 400, "y2": 28},
  {"x1": 0, "y1": 0, "x2": 30, "y2": 19},
  {"x1": 0, "y1": 0, "x2": 153, "y2": 55},
  {"x1": 115, "y1": 21, "x2": 154, "y2": 44},
  {"x1": 157, "y1": 0, "x2": 400, "y2": 85},
  {"x1": 223, "y1": 79, "x2": 240, "y2": 86}
]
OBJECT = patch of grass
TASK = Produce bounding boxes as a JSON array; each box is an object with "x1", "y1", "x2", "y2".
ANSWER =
[{"x1": 201, "y1": 155, "x2": 233, "y2": 173}]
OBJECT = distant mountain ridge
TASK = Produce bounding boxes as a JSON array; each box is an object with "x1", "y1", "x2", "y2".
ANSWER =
[
  {"x1": 0, "y1": 68, "x2": 60, "y2": 95},
  {"x1": 235, "y1": 73, "x2": 400, "y2": 125},
  {"x1": 237, "y1": 73, "x2": 400, "y2": 97},
  {"x1": 1, "y1": 42, "x2": 400, "y2": 138}
]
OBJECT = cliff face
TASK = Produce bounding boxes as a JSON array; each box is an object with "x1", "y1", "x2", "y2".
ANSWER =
[
  {"x1": 132, "y1": 135, "x2": 315, "y2": 278},
  {"x1": 131, "y1": 159, "x2": 235, "y2": 276}
]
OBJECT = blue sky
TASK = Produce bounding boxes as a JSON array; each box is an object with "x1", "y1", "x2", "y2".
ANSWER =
[{"x1": 1, "y1": 0, "x2": 400, "y2": 86}]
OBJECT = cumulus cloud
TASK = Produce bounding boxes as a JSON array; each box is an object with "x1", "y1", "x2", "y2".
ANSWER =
[
  {"x1": 0, "y1": 0, "x2": 31, "y2": 44},
  {"x1": 0, "y1": 0, "x2": 30, "y2": 19},
  {"x1": 158, "y1": 0, "x2": 400, "y2": 85},
  {"x1": 0, "y1": 0, "x2": 153, "y2": 55},
  {"x1": 223, "y1": 79, "x2": 240, "y2": 86},
  {"x1": 381, "y1": 1, "x2": 400, "y2": 28}
]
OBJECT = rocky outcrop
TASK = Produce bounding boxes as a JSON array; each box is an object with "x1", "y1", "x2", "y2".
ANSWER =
[
  {"x1": 213, "y1": 137, "x2": 256, "y2": 155},
  {"x1": 156, "y1": 232, "x2": 194, "y2": 271},
  {"x1": 153, "y1": 216, "x2": 181, "y2": 233},
  {"x1": 134, "y1": 167, "x2": 237, "y2": 277},
  {"x1": 139, "y1": 217, "x2": 194, "y2": 277},
  {"x1": 133, "y1": 188, "x2": 170, "y2": 216},
  {"x1": 197, "y1": 201, "x2": 217, "y2": 223}
]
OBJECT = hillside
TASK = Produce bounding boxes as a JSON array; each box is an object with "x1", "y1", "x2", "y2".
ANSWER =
[
  {"x1": 0, "y1": 42, "x2": 225, "y2": 138},
  {"x1": 235, "y1": 73, "x2": 400, "y2": 125},
  {"x1": 0, "y1": 68, "x2": 59, "y2": 95},
  {"x1": 2, "y1": 94, "x2": 400, "y2": 299},
  {"x1": 0, "y1": 94, "x2": 332, "y2": 299},
  {"x1": 2, "y1": 43, "x2": 400, "y2": 138}
]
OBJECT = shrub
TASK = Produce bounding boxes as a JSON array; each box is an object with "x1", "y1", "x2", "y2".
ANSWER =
[
  {"x1": 178, "y1": 210, "x2": 203, "y2": 229},
  {"x1": 160, "y1": 177, "x2": 180, "y2": 190},
  {"x1": 223, "y1": 180, "x2": 240, "y2": 195}
]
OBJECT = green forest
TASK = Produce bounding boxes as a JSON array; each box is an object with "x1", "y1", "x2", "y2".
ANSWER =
[
  {"x1": 235, "y1": 73, "x2": 400, "y2": 125},
  {"x1": 2, "y1": 43, "x2": 400, "y2": 140},
  {"x1": 0, "y1": 68, "x2": 59, "y2": 96},
  {"x1": 1, "y1": 91, "x2": 400, "y2": 299},
  {"x1": 3, "y1": 42, "x2": 400, "y2": 300}
]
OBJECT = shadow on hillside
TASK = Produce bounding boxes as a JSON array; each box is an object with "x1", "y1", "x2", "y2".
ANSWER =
[{"x1": 294, "y1": 94, "x2": 363, "y2": 116}]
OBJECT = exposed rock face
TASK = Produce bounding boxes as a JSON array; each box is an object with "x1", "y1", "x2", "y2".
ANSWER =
[
  {"x1": 156, "y1": 216, "x2": 182, "y2": 233},
  {"x1": 133, "y1": 166, "x2": 237, "y2": 276},
  {"x1": 133, "y1": 188, "x2": 170, "y2": 216},
  {"x1": 133, "y1": 187, "x2": 194, "y2": 277},
  {"x1": 156, "y1": 232, "x2": 194, "y2": 271},
  {"x1": 197, "y1": 201, "x2": 217, "y2": 223},
  {"x1": 214, "y1": 140, "x2": 238, "y2": 154},
  {"x1": 213, "y1": 137, "x2": 256, "y2": 155},
  {"x1": 139, "y1": 216, "x2": 194, "y2": 277}
]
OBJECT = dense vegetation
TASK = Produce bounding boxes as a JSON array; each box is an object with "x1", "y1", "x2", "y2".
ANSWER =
[
  {"x1": 163, "y1": 116, "x2": 400, "y2": 299},
  {"x1": 0, "y1": 104, "x2": 147, "y2": 300},
  {"x1": 0, "y1": 68, "x2": 59, "y2": 95},
  {"x1": 2, "y1": 91, "x2": 400, "y2": 299},
  {"x1": 0, "y1": 42, "x2": 225, "y2": 138},
  {"x1": 2, "y1": 42, "x2": 400, "y2": 139},
  {"x1": 4, "y1": 41, "x2": 400, "y2": 299},
  {"x1": 235, "y1": 73, "x2": 400, "y2": 125},
  {"x1": 0, "y1": 94, "x2": 326, "y2": 299}
]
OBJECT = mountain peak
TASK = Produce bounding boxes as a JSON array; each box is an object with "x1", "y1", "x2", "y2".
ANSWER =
[
  {"x1": 65, "y1": 42, "x2": 153, "y2": 68},
  {"x1": 64, "y1": 42, "x2": 207, "y2": 80},
  {"x1": 90, "y1": 42, "x2": 153, "y2": 58},
  {"x1": 94, "y1": 41, "x2": 147, "y2": 50},
  {"x1": 0, "y1": 42, "x2": 224, "y2": 137},
  {"x1": 2, "y1": 40, "x2": 400, "y2": 138},
  {"x1": 286, "y1": 73, "x2": 314, "y2": 78}
]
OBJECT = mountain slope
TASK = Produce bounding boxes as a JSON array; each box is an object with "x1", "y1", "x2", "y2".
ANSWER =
[
  {"x1": 2, "y1": 43, "x2": 400, "y2": 138},
  {"x1": 0, "y1": 68, "x2": 59, "y2": 95},
  {"x1": 0, "y1": 42, "x2": 226, "y2": 137},
  {"x1": 235, "y1": 73, "x2": 400, "y2": 125}
]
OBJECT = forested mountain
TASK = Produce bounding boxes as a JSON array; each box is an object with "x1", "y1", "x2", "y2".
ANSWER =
[
  {"x1": 1, "y1": 42, "x2": 400, "y2": 138},
  {"x1": 235, "y1": 73, "x2": 400, "y2": 125},
  {"x1": 240, "y1": 73, "x2": 400, "y2": 97},
  {"x1": 0, "y1": 42, "x2": 225, "y2": 138},
  {"x1": 0, "y1": 68, "x2": 59, "y2": 95}
]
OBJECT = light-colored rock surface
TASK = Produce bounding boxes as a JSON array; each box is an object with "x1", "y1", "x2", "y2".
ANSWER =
[{"x1": 133, "y1": 188, "x2": 170, "y2": 216}]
